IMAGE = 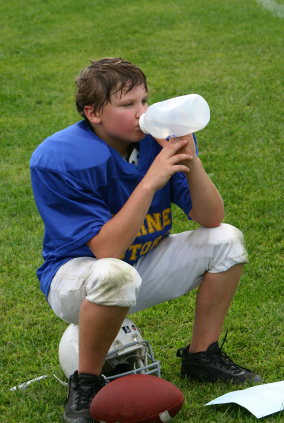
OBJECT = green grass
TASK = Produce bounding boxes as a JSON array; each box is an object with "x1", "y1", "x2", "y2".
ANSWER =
[{"x1": 1, "y1": 0, "x2": 283, "y2": 421}]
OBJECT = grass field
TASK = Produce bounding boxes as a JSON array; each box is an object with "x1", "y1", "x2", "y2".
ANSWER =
[{"x1": 1, "y1": 0, "x2": 283, "y2": 421}]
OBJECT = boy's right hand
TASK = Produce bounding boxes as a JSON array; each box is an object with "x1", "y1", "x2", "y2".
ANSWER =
[{"x1": 142, "y1": 138, "x2": 193, "y2": 192}]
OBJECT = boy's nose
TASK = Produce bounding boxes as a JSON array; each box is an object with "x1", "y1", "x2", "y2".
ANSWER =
[{"x1": 136, "y1": 103, "x2": 148, "y2": 119}]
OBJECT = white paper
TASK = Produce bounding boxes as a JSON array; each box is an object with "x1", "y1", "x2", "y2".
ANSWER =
[{"x1": 205, "y1": 381, "x2": 284, "y2": 418}]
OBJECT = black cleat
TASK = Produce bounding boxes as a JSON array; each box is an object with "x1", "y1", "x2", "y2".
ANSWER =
[
  {"x1": 177, "y1": 335, "x2": 262, "y2": 384},
  {"x1": 63, "y1": 371, "x2": 105, "y2": 423}
]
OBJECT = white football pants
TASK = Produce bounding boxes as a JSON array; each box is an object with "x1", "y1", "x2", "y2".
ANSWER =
[{"x1": 48, "y1": 223, "x2": 248, "y2": 324}]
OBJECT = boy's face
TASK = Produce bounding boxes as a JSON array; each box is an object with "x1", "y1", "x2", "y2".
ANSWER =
[{"x1": 90, "y1": 83, "x2": 148, "y2": 156}]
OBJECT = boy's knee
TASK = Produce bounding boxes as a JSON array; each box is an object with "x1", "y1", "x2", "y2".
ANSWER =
[
  {"x1": 211, "y1": 223, "x2": 245, "y2": 245},
  {"x1": 194, "y1": 223, "x2": 245, "y2": 246},
  {"x1": 195, "y1": 224, "x2": 249, "y2": 272},
  {"x1": 86, "y1": 258, "x2": 142, "y2": 307},
  {"x1": 213, "y1": 223, "x2": 248, "y2": 270}
]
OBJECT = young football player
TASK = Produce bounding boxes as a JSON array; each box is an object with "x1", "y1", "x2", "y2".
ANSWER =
[{"x1": 30, "y1": 57, "x2": 261, "y2": 423}]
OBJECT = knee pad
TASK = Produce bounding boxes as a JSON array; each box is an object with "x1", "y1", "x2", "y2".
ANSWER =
[{"x1": 86, "y1": 258, "x2": 142, "y2": 307}]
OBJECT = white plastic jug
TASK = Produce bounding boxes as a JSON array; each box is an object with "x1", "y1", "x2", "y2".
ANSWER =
[{"x1": 139, "y1": 94, "x2": 210, "y2": 139}]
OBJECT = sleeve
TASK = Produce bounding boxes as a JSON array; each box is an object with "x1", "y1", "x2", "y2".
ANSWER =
[
  {"x1": 30, "y1": 167, "x2": 112, "y2": 255},
  {"x1": 170, "y1": 133, "x2": 199, "y2": 219}
]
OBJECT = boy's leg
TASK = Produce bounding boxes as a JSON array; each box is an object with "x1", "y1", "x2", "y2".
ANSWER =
[
  {"x1": 131, "y1": 223, "x2": 261, "y2": 383},
  {"x1": 131, "y1": 224, "x2": 246, "y2": 352},
  {"x1": 189, "y1": 263, "x2": 244, "y2": 353},
  {"x1": 177, "y1": 262, "x2": 261, "y2": 383},
  {"x1": 49, "y1": 257, "x2": 142, "y2": 423},
  {"x1": 48, "y1": 256, "x2": 141, "y2": 377},
  {"x1": 78, "y1": 300, "x2": 129, "y2": 375}
]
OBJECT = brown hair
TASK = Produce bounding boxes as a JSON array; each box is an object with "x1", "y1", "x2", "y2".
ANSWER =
[{"x1": 75, "y1": 57, "x2": 148, "y2": 120}]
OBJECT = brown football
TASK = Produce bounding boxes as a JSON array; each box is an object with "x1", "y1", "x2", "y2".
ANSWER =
[{"x1": 90, "y1": 374, "x2": 184, "y2": 423}]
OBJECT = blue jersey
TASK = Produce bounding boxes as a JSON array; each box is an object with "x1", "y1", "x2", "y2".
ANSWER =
[{"x1": 30, "y1": 121, "x2": 196, "y2": 300}]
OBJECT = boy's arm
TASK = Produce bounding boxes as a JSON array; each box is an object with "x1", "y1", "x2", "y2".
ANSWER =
[
  {"x1": 87, "y1": 138, "x2": 192, "y2": 259},
  {"x1": 186, "y1": 156, "x2": 224, "y2": 227},
  {"x1": 155, "y1": 135, "x2": 224, "y2": 228}
]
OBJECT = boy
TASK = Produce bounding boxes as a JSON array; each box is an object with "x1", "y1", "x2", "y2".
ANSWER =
[{"x1": 30, "y1": 57, "x2": 261, "y2": 423}]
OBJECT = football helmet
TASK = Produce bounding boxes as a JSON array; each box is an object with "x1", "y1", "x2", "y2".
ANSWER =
[{"x1": 59, "y1": 317, "x2": 161, "y2": 381}]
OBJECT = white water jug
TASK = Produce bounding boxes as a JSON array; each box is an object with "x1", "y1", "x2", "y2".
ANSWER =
[{"x1": 139, "y1": 94, "x2": 210, "y2": 139}]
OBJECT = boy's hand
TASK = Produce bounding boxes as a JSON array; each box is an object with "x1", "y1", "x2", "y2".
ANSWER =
[
  {"x1": 88, "y1": 137, "x2": 195, "y2": 259},
  {"x1": 153, "y1": 134, "x2": 197, "y2": 169},
  {"x1": 142, "y1": 138, "x2": 193, "y2": 192}
]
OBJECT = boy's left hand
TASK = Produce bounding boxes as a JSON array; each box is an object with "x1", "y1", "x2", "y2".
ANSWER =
[{"x1": 153, "y1": 134, "x2": 197, "y2": 169}]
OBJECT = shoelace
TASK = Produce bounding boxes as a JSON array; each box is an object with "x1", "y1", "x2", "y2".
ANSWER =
[
  {"x1": 203, "y1": 331, "x2": 252, "y2": 374},
  {"x1": 74, "y1": 376, "x2": 105, "y2": 410}
]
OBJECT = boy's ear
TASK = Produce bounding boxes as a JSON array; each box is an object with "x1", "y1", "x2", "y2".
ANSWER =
[{"x1": 84, "y1": 105, "x2": 101, "y2": 124}]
